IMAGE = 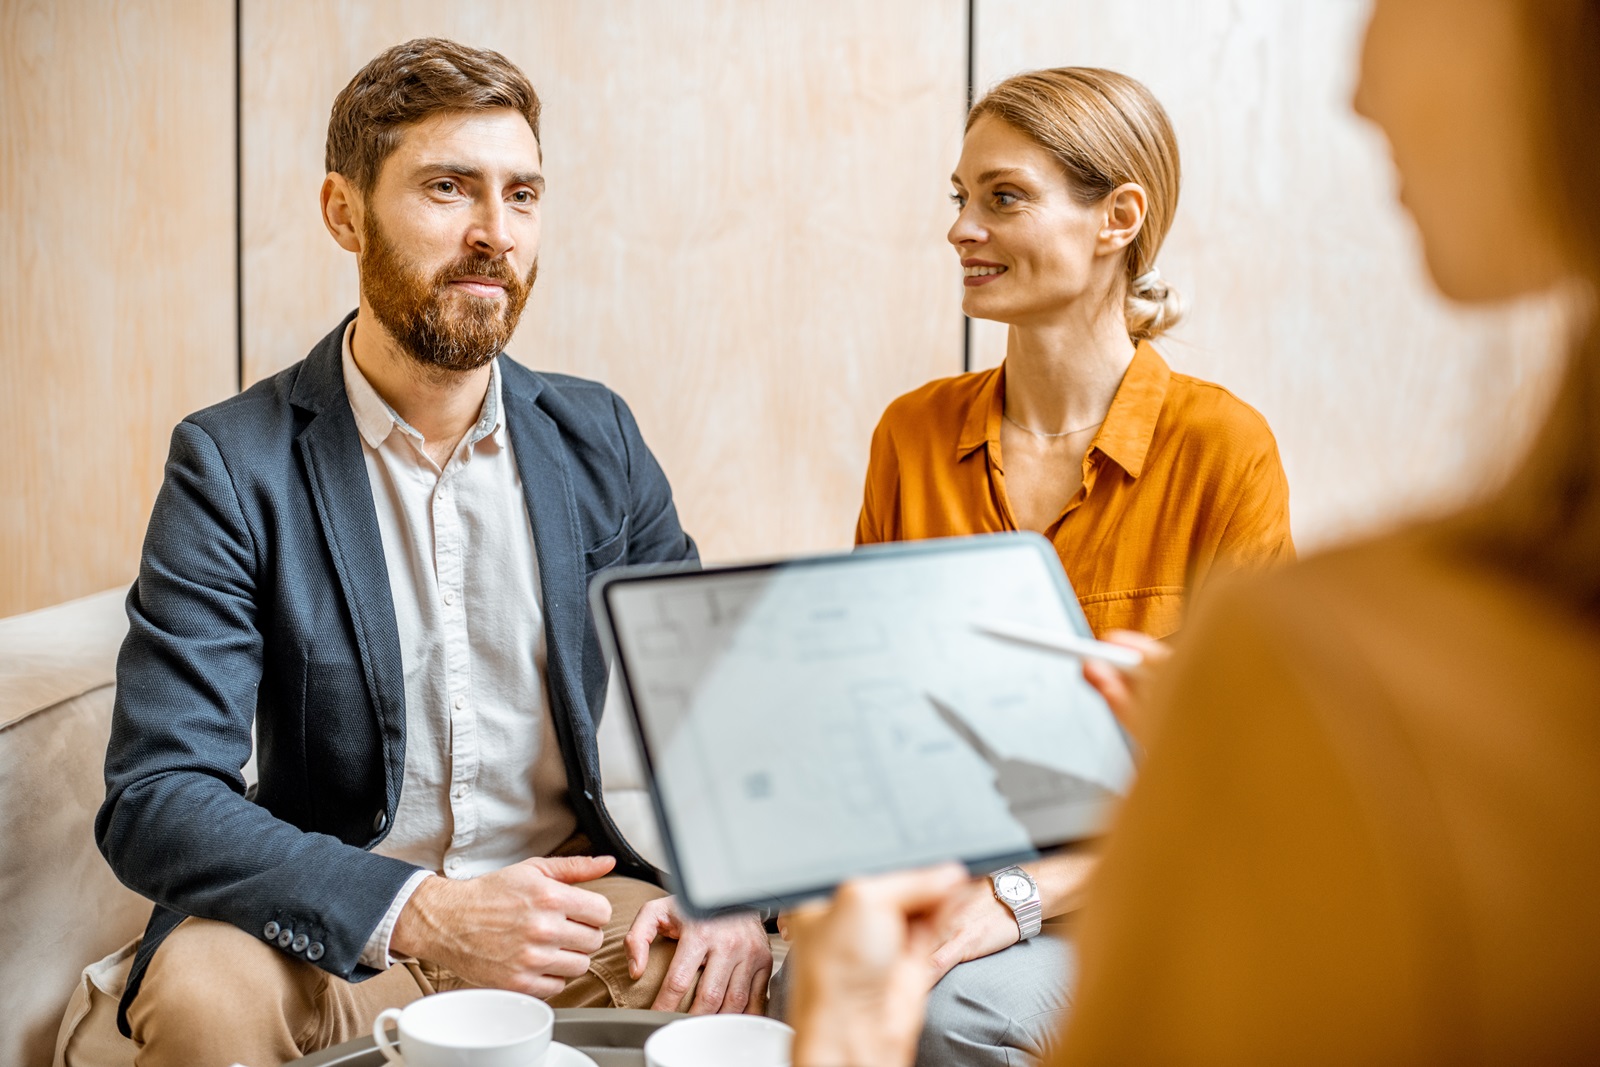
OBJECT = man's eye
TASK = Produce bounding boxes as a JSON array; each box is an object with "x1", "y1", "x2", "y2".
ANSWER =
[
  {"x1": 510, "y1": 190, "x2": 534, "y2": 203},
  {"x1": 434, "y1": 180, "x2": 457, "y2": 195}
]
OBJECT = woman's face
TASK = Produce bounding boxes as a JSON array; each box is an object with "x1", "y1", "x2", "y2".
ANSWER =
[
  {"x1": 1354, "y1": 0, "x2": 1566, "y2": 302},
  {"x1": 947, "y1": 115, "x2": 1133, "y2": 326}
]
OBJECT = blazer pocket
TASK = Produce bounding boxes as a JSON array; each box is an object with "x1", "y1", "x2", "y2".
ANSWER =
[{"x1": 584, "y1": 515, "x2": 631, "y2": 575}]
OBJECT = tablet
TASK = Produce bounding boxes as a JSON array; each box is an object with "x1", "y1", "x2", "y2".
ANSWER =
[{"x1": 590, "y1": 532, "x2": 1136, "y2": 917}]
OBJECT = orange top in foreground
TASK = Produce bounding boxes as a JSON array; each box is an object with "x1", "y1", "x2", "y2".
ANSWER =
[{"x1": 856, "y1": 342, "x2": 1294, "y2": 637}]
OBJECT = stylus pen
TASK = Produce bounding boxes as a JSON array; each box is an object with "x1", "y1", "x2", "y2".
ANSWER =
[{"x1": 974, "y1": 620, "x2": 1145, "y2": 670}]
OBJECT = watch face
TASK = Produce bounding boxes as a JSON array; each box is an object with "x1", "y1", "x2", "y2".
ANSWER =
[{"x1": 996, "y1": 872, "x2": 1032, "y2": 903}]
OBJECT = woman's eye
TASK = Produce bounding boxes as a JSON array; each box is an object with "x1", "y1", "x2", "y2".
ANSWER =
[
  {"x1": 994, "y1": 191, "x2": 1018, "y2": 207},
  {"x1": 949, "y1": 191, "x2": 966, "y2": 208}
]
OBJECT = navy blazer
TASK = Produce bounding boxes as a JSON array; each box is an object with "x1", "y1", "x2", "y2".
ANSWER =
[{"x1": 97, "y1": 312, "x2": 697, "y2": 1033}]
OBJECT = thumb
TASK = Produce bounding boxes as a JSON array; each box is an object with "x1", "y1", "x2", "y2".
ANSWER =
[{"x1": 526, "y1": 854, "x2": 617, "y2": 885}]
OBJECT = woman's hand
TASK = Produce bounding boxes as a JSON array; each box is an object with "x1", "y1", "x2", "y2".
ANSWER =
[
  {"x1": 787, "y1": 864, "x2": 970, "y2": 1067},
  {"x1": 1081, "y1": 629, "x2": 1171, "y2": 746}
]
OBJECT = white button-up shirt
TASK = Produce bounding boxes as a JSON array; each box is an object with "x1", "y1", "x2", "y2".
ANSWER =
[{"x1": 340, "y1": 322, "x2": 576, "y2": 966}]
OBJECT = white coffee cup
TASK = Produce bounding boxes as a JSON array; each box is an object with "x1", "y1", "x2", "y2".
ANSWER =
[
  {"x1": 643, "y1": 1015, "x2": 794, "y2": 1067},
  {"x1": 373, "y1": 989, "x2": 554, "y2": 1066}
]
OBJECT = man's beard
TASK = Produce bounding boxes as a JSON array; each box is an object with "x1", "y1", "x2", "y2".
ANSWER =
[{"x1": 359, "y1": 214, "x2": 537, "y2": 373}]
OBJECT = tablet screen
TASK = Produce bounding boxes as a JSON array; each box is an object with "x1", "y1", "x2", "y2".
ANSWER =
[{"x1": 597, "y1": 533, "x2": 1136, "y2": 914}]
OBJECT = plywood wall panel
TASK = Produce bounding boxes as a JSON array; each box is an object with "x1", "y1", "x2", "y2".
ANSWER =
[
  {"x1": 0, "y1": 0, "x2": 238, "y2": 619},
  {"x1": 972, "y1": 0, "x2": 1567, "y2": 549},
  {"x1": 242, "y1": 1, "x2": 967, "y2": 561}
]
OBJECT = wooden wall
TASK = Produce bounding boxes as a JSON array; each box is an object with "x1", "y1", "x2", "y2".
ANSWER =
[
  {"x1": 240, "y1": 0, "x2": 968, "y2": 562},
  {"x1": 3, "y1": 0, "x2": 1573, "y2": 615},
  {"x1": 0, "y1": 0, "x2": 237, "y2": 617},
  {"x1": 971, "y1": 0, "x2": 1568, "y2": 549}
]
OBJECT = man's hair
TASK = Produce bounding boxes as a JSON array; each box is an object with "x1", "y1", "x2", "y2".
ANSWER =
[{"x1": 325, "y1": 37, "x2": 541, "y2": 195}]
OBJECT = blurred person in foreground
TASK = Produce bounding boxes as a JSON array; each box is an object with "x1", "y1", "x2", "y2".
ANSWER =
[
  {"x1": 784, "y1": 0, "x2": 1600, "y2": 1063},
  {"x1": 807, "y1": 67, "x2": 1291, "y2": 1067}
]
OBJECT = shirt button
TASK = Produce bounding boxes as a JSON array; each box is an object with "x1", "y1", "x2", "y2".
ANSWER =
[
  {"x1": 453, "y1": 785, "x2": 468, "y2": 800},
  {"x1": 446, "y1": 858, "x2": 463, "y2": 873},
  {"x1": 453, "y1": 696, "x2": 465, "y2": 711},
  {"x1": 443, "y1": 591, "x2": 456, "y2": 606}
]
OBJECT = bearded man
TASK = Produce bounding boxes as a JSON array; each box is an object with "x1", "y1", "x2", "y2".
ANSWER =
[{"x1": 97, "y1": 39, "x2": 770, "y2": 1067}]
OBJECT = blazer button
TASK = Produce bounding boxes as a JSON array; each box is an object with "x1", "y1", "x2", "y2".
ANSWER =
[
  {"x1": 277, "y1": 928, "x2": 294, "y2": 949},
  {"x1": 263, "y1": 921, "x2": 280, "y2": 941},
  {"x1": 306, "y1": 942, "x2": 325, "y2": 962},
  {"x1": 291, "y1": 933, "x2": 310, "y2": 954},
  {"x1": 373, "y1": 810, "x2": 388, "y2": 833}
]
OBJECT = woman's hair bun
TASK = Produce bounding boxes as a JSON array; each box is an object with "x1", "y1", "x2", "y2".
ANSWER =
[{"x1": 1126, "y1": 266, "x2": 1185, "y2": 342}]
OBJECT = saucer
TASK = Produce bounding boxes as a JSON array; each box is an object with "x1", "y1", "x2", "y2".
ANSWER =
[{"x1": 547, "y1": 1041, "x2": 600, "y2": 1067}]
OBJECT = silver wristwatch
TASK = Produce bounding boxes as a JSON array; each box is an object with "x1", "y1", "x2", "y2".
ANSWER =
[{"x1": 990, "y1": 865, "x2": 1043, "y2": 940}]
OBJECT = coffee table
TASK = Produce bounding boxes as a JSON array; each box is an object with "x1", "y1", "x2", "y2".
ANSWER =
[{"x1": 292, "y1": 1007, "x2": 683, "y2": 1066}]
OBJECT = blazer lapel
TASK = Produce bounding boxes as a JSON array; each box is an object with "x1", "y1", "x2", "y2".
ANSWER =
[
  {"x1": 500, "y1": 362, "x2": 599, "y2": 782},
  {"x1": 290, "y1": 314, "x2": 408, "y2": 810}
]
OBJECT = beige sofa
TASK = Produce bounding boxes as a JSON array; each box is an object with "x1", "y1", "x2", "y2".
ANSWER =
[{"x1": 0, "y1": 587, "x2": 672, "y2": 1067}]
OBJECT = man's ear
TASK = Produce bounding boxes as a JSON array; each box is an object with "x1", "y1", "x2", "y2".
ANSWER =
[
  {"x1": 1095, "y1": 182, "x2": 1148, "y2": 259},
  {"x1": 321, "y1": 173, "x2": 364, "y2": 254}
]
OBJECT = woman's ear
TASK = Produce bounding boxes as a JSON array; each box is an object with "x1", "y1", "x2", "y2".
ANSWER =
[
  {"x1": 1096, "y1": 182, "x2": 1149, "y2": 258},
  {"x1": 321, "y1": 173, "x2": 365, "y2": 254}
]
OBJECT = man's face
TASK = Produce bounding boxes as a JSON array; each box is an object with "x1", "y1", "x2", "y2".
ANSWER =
[{"x1": 357, "y1": 108, "x2": 543, "y2": 372}]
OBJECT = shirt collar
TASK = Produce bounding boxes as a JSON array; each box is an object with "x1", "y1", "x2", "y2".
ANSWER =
[
  {"x1": 341, "y1": 319, "x2": 506, "y2": 450},
  {"x1": 956, "y1": 366, "x2": 1004, "y2": 460},
  {"x1": 952, "y1": 341, "x2": 1171, "y2": 479},
  {"x1": 1092, "y1": 341, "x2": 1170, "y2": 479}
]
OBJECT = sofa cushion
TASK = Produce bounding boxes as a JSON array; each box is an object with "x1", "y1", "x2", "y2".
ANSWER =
[{"x1": 0, "y1": 589, "x2": 149, "y2": 1067}]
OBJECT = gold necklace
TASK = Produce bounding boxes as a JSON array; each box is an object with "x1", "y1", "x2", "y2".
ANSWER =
[{"x1": 1003, "y1": 410, "x2": 1103, "y2": 439}]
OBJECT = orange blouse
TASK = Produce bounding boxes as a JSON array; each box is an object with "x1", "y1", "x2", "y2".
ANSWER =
[{"x1": 856, "y1": 342, "x2": 1294, "y2": 637}]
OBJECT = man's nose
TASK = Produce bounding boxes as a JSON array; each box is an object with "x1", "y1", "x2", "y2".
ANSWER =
[{"x1": 467, "y1": 200, "x2": 514, "y2": 258}]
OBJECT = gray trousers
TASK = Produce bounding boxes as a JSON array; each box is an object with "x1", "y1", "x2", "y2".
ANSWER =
[{"x1": 770, "y1": 932, "x2": 1075, "y2": 1067}]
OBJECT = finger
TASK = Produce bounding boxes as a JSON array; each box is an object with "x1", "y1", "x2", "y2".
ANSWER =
[
  {"x1": 538, "y1": 881, "x2": 613, "y2": 928},
  {"x1": 556, "y1": 917, "x2": 606, "y2": 955},
  {"x1": 927, "y1": 939, "x2": 962, "y2": 984},
  {"x1": 720, "y1": 959, "x2": 753, "y2": 1015},
  {"x1": 625, "y1": 900, "x2": 669, "y2": 979},
  {"x1": 527, "y1": 854, "x2": 617, "y2": 885},
  {"x1": 835, "y1": 862, "x2": 970, "y2": 916},
  {"x1": 535, "y1": 947, "x2": 594, "y2": 980},
  {"x1": 1102, "y1": 629, "x2": 1170, "y2": 662},
  {"x1": 652, "y1": 939, "x2": 709, "y2": 1012},
  {"x1": 689, "y1": 938, "x2": 737, "y2": 1015},
  {"x1": 749, "y1": 965, "x2": 771, "y2": 1016}
]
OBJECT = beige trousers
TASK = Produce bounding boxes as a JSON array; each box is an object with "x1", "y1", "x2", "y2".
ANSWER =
[{"x1": 128, "y1": 874, "x2": 677, "y2": 1067}]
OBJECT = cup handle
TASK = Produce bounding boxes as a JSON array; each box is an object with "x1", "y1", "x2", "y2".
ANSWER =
[{"x1": 373, "y1": 1007, "x2": 405, "y2": 1064}]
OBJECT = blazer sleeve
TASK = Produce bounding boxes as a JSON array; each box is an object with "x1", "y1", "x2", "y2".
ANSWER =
[
  {"x1": 611, "y1": 392, "x2": 699, "y2": 567},
  {"x1": 96, "y1": 420, "x2": 422, "y2": 982}
]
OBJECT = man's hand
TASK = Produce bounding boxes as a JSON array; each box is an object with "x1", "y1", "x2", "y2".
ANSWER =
[
  {"x1": 1081, "y1": 629, "x2": 1172, "y2": 746},
  {"x1": 787, "y1": 864, "x2": 970, "y2": 1067},
  {"x1": 391, "y1": 855, "x2": 616, "y2": 999},
  {"x1": 624, "y1": 896, "x2": 773, "y2": 1014}
]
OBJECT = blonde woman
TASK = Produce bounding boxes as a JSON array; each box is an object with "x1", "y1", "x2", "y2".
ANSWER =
[
  {"x1": 831, "y1": 68, "x2": 1294, "y2": 1067},
  {"x1": 790, "y1": 0, "x2": 1600, "y2": 1063},
  {"x1": 859, "y1": 68, "x2": 1293, "y2": 642}
]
